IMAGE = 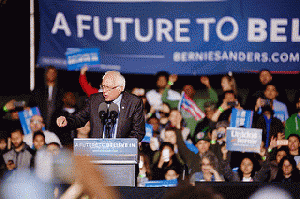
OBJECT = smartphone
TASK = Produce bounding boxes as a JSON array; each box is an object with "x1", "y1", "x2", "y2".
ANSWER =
[
  {"x1": 277, "y1": 140, "x2": 288, "y2": 146},
  {"x1": 162, "y1": 148, "x2": 170, "y2": 162},
  {"x1": 217, "y1": 131, "x2": 225, "y2": 139},
  {"x1": 227, "y1": 101, "x2": 238, "y2": 107},
  {"x1": 14, "y1": 101, "x2": 26, "y2": 108}
]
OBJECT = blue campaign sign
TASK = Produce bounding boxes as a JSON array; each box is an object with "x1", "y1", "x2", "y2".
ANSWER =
[
  {"x1": 37, "y1": 0, "x2": 300, "y2": 75},
  {"x1": 145, "y1": 179, "x2": 178, "y2": 187},
  {"x1": 226, "y1": 127, "x2": 262, "y2": 153},
  {"x1": 73, "y1": 138, "x2": 138, "y2": 162},
  {"x1": 142, "y1": 123, "x2": 153, "y2": 143},
  {"x1": 18, "y1": 107, "x2": 43, "y2": 135},
  {"x1": 230, "y1": 108, "x2": 254, "y2": 128},
  {"x1": 66, "y1": 48, "x2": 101, "y2": 70}
]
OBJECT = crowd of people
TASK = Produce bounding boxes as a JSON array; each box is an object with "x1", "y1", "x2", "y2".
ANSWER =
[{"x1": 0, "y1": 66, "x2": 299, "y2": 197}]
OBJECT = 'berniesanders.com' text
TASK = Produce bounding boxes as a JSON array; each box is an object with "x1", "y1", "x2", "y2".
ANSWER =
[{"x1": 173, "y1": 51, "x2": 299, "y2": 63}]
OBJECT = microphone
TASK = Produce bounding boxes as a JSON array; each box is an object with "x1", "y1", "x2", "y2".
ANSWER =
[
  {"x1": 108, "y1": 102, "x2": 119, "y2": 123},
  {"x1": 98, "y1": 102, "x2": 108, "y2": 120}
]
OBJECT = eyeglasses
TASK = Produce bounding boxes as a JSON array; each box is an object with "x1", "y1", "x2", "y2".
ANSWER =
[{"x1": 100, "y1": 85, "x2": 120, "y2": 92}]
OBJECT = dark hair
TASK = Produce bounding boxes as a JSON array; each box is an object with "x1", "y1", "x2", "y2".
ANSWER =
[
  {"x1": 33, "y1": 131, "x2": 45, "y2": 141},
  {"x1": 258, "y1": 69, "x2": 272, "y2": 77},
  {"x1": 201, "y1": 151, "x2": 220, "y2": 172},
  {"x1": 155, "y1": 71, "x2": 169, "y2": 82},
  {"x1": 160, "y1": 142, "x2": 174, "y2": 152},
  {"x1": 261, "y1": 105, "x2": 274, "y2": 116},
  {"x1": 287, "y1": 134, "x2": 300, "y2": 141},
  {"x1": 10, "y1": 128, "x2": 24, "y2": 136},
  {"x1": 274, "y1": 155, "x2": 298, "y2": 181},
  {"x1": 238, "y1": 154, "x2": 260, "y2": 180}
]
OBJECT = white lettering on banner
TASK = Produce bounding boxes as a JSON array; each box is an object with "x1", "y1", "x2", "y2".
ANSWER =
[
  {"x1": 156, "y1": 18, "x2": 173, "y2": 42},
  {"x1": 292, "y1": 18, "x2": 300, "y2": 42},
  {"x1": 196, "y1": 18, "x2": 216, "y2": 42},
  {"x1": 247, "y1": 18, "x2": 267, "y2": 42},
  {"x1": 270, "y1": 18, "x2": 288, "y2": 42},
  {"x1": 77, "y1": 14, "x2": 92, "y2": 38},
  {"x1": 51, "y1": 12, "x2": 72, "y2": 36},
  {"x1": 175, "y1": 19, "x2": 191, "y2": 42},
  {"x1": 135, "y1": 18, "x2": 154, "y2": 42},
  {"x1": 231, "y1": 129, "x2": 258, "y2": 139},
  {"x1": 94, "y1": 16, "x2": 113, "y2": 41},
  {"x1": 173, "y1": 51, "x2": 299, "y2": 63},
  {"x1": 50, "y1": 12, "x2": 300, "y2": 43},
  {"x1": 216, "y1": 16, "x2": 239, "y2": 41},
  {"x1": 114, "y1": 17, "x2": 134, "y2": 42}
]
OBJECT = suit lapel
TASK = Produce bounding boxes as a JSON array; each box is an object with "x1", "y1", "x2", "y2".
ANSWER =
[{"x1": 117, "y1": 92, "x2": 129, "y2": 137}]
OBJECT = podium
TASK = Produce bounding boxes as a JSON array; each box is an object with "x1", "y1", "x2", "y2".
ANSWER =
[{"x1": 74, "y1": 138, "x2": 138, "y2": 186}]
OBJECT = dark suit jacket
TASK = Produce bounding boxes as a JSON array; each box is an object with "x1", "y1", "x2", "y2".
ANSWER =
[{"x1": 66, "y1": 91, "x2": 145, "y2": 142}]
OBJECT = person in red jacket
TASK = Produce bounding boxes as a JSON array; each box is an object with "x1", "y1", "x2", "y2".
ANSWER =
[{"x1": 79, "y1": 65, "x2": 99, "y2": 97}]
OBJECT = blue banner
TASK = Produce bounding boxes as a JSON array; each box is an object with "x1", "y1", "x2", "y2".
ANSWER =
[
  {"x1": 38, "y1": 0, "x2": 300, "y2": 75},
  {"x1": 230, "y1": 108, "x2": 254, "y2": 128},
  {"x1": 18, "y1": 107, "x2": 43, "y2": 135},
  {"x1": 226, "y1": 127, "x2": 262, "y2": 153}
]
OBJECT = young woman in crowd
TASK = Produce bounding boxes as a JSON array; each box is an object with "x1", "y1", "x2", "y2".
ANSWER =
[{"x1": 272, "y1": 155, "x2": 300, "y2": 183}]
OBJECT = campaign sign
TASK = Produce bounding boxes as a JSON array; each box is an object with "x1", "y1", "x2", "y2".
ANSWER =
[
  {"x1": 73, "y1": 138, "x2": 138, "y2": 162},
  {"x1": 18, "y1": 107, "x2": 43, "y2": 135},
  {"x1": 230, "y1": 108, "x2": 254, "y2": 128},
  {"x1": 66, "y1": 48, "x2": 100, "y2": 71},
  {"x1": 145, "y1": 179, "x2": 178, "y2": 187},
  {"x1": 226, "y1": 127, "x2": 262, "y2": 153},
  {"x1": 142, "y1": 123, "x2": 153, "y2": 143}
]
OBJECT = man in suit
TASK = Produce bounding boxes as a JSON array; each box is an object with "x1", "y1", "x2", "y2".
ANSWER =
[{"x1": 56, "y1": 71, "x2": 145, "y2": 142}]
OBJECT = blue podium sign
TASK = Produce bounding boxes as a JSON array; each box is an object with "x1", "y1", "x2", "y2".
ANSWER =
[
  {"x1": 226, "y1": 127, "x2": 262, "y2": 153},
  {"x1": 74, "y1": 138, "x2": 138, "y2": 163}
]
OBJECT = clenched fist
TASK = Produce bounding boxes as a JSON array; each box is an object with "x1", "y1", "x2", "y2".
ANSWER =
[{"x1": 57, "y1": 116, "x2": 68, "y2": 127}]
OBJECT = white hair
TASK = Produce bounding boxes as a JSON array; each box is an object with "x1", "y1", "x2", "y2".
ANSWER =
[{"x1": 103, "y1": 71, "x2": 126, "y2": 91}]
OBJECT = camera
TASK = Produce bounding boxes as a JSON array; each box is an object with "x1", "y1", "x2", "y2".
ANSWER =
[
  {"x1": 14, "y1": 101, "x2": 26, "y2": 108},
  {"x1": 217, "y1": 131, "x2": 225, "y2": 139},
  {"x1": 227, "y1": 101, "x2": 238, "y2": 107}
]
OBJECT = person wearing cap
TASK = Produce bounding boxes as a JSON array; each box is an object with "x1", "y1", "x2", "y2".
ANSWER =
[{"x1": 173, "y1": 111, "x2": 218, "y2": 177}]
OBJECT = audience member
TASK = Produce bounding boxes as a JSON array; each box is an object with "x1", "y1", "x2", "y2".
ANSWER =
[
  {"x1": 23, "y1": 115, "x2": 61, "y2": 149},
  {"x1": 269, "y1": 147, "x2": 288, "y2": 182},
  {"x1": 137, "y1": 152, "x2": 152, "y2": 187},
  {"x1": 287, "y1": 134, "x2": 300, "y2": 156},
  {"x1": 151, "y1": 142, "x2": 184, "y2": 180},
  {"x1": 3, "y1": 129, "x2": 35, "y2": 173},
  {"x1": 164, "y1": 166, "x2": 181, "y2": 181},
  {"x1": 146, "y1": 71, "x2": 181, "y2": 112},
  {"x1": 272, "y1": 155, "x2": 300, "y2": 183},
  {"x1": 218, "y1": 73, "x2": 247, "y2": 107},
  {"x1": 28, "y1": 66, "x2": 65, "y2": 130},
  {"x1": 216, "y1": 90, "x2": 244, "y2": 122},
  {"x1": 254, "y1": 83, "x2": 289, "y2": 123},
  {"x1": 252, "y1": 105, "x2": 284, "y2": 148},
  {"x1": 51, "y1": 91, "x2": 80, "y2": 146},
  {"x1": 285, "y1": 93, "x2": 300, "y2": 138},
  {"x1": 162, "y1": 74, "x2": 218, "y2": 135},
  {"x1": 32, "y1": 131, "x2": 46, "y2": 151},
  {"x1": 190, "y1": 152, "x2": 224, "y2": 184},
  {"x1": 79, "y1": 65, "x2": 99, "y2": 97},
  {"x1": 222, "y1": 151, "x2": 270, "y2": 182}
]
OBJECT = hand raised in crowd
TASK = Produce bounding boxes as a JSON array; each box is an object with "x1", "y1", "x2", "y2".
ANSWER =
[
  {"x1": 80, "y1": 65, "x2": 89, "y2": 75},
  {"x1": 200, "y1": 76, "x2": 211, "y2": 88},
  {"x1": 221, "y1": 144, "x2": 228, "y2": 160},
  {"x1": 57, "y1": 116, "x2": 68, "y2": 127},
  {"x1": 4, "y1": 99, "x2": 16, "y2": 111},
  {"x1": 269, "y1": 136, "x2": 277, "y2": 150},
  {"x1": 168, "y1": 74, "x2": 178, "y2": 84}
]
